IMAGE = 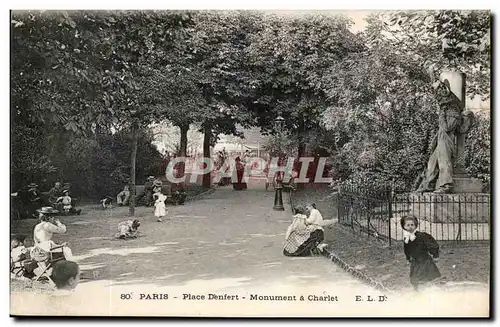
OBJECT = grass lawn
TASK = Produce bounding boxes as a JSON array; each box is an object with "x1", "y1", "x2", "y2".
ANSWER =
[{"x1": 292, "y1": 187, "x2": 491, "y2": 291}]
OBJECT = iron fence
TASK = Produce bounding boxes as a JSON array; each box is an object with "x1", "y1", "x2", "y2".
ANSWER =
[{"x1": 337, "y1": 185, "x2": 490, "y2": 246}]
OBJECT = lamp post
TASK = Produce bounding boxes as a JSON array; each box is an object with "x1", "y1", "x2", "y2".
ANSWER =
[{"x1": 273, "y1": 115, "x2": 285, "y2": 211}]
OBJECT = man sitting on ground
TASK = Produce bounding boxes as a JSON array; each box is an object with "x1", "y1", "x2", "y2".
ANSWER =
[
  {"x1": 48, "y1": 182, "x2": 63, "y2": 204},
  {"x1": 116, "y1": 185, "x2": 130, "y2": 206}
]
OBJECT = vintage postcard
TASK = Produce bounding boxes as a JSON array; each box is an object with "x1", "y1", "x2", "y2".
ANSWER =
[{"x1": 9, "y1": 9, "x2": 491, "y2": 317}]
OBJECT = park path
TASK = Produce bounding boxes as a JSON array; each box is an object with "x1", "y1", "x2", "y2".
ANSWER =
[
  {"x1": 11, "y1": 180, "x2": 489, "y2": 317},
  {"x1": 12, "y1": 180, "x2": 390, "y2": 316}
]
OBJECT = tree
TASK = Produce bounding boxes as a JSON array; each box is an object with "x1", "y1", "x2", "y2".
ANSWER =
[
  {"x1": 11, "y1": 10, "x2": 197, "y2": 215},
  {"x1": 243, "y1": 13, "x2": 364, "y2": 187},
  {"x1": 320, "y1": 11, "x2": 490, "y2": 190},
  {"x1": 380, "y1": 10, "x2": 490, "y2": 99}
]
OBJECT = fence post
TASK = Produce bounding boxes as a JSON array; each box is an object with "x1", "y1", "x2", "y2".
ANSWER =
[
  {"x1": 337, "y1": 187, "x2": 341, "y2": 224},
  {"x1": 388, "y1": 186, "x2": 393, "y2": 247}
]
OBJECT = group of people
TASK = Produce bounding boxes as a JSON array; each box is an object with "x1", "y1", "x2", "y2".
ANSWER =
[
  {"x1": 115, "y1": 176, "x2": 186, "y2": 208},
  {"x1": 11, "y1": 206, "x2": 80, "y2": 291},
  {"x1": 282, "y1": 205, "x2": 442, "y2": 291},
  {"x1": 283, "y1": 203, "x2": 328, "y2": 257},
  {"x1": 116, "y1": 176, "x2": 161, "y2": 207},
  {"x1": 13, "y1": 181, "x2": 82, "y2": 218}
]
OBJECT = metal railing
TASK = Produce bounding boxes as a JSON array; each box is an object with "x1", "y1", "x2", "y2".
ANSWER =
[{"x1": 337, "y1": 185, "x2": 490, "y2": 246}]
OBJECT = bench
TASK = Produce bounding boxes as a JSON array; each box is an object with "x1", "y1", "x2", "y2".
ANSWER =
[{"x1": 134, "y1": 184, "x2": 186, "y2": 205}]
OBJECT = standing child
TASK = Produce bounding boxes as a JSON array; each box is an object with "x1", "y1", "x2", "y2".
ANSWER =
[
  {"x1": 153, "y1": 192, "x2": 167, "y2": 222},
  {"x1": 400, "y1": 216, "x2": 441, "y2": 291}
]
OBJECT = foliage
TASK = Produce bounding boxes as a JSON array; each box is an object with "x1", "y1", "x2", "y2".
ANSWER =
[
  {"x1": 381, "y1": 10, "x2": 490, "y2": 100},
  {"x1": 10, "y1": 10, "x2": 491, "y2": 198},
  {"x1": 464, "y1": 116, "x2": 490, "y2": 187},
  {"x1": 244, "y1": 13, "x2": 364, "y2": 154},
  {"x1": 262, "y1": 131, "x2": 298, "y2": 159},
  {"x1": 320, "y1": 11, "x2": 490, "y2": 191}
]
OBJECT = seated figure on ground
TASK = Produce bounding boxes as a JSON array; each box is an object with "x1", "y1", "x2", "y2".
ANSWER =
[
  {"x1": 115, "y1": 219, "x2": 141, "y2": 239},
  {"x1": 11, "y1": 234, "x2": 35, "y2": 278},
  {"x1": 100, "y1": 196, "x2": 113, "y2": 209},
  {"x1": 55, "y1": 190, "x2": 82, "y2": 215},
  {"x1": 26, "y1": 183, "x2": 42, "y2": 218},
  {"x1": 48, "y1": 182, "x2": 63, "y2": 204},
  {"x1": 136, "y1": 176, "x2": 155, "y2": 206},
  {"x1": 283, "y1": 204, "x2": 327, "y2": 257},
  {"x1": 116, "y1": 185, "x2": 130, "y2": 206}
]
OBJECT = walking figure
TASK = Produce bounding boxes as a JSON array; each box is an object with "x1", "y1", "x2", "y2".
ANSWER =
[
  {"x1": 400, "y1": 216, "x2": 441, "y2": 291},
  {"x1": 154, "y1": 192, "x2": 167, "y2": 222}
]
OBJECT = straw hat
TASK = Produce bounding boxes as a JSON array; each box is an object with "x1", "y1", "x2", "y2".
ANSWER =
[{"x1": 36, "y1": 207, "x2": 59, "y2": 215}]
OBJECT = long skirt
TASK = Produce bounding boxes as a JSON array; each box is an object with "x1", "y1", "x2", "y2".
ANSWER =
[
  {"x1": 154, "y1": 202, "x2": 166, "y2": 217},
  {"x1": 283, "y1": 230, "x2": 324, "y2": 257},
  {"x1": 233, "y1": 169, "x2": 247, "y2": 190},
  {"x1": 410, "y1": 257, "x2": 441, "y2": 288}
]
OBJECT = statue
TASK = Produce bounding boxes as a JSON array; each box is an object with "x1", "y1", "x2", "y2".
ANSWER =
[{"x1": 417, "y1": 71, "x2": 475, "y2": 194}]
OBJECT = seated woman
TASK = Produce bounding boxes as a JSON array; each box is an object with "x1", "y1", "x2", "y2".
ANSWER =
[
  {"x1": 30, "y1": 207, "x2": 74, "y2": 275},
  {"x1": 305, "y1": 203, "x2": 328, "y2": 251},
  {"x1": 283, "y1": 205, "x2": 326, "y2": 257}
]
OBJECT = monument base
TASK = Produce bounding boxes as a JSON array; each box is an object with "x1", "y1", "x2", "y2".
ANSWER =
[
  {"x1": 452, "y1": 176, "x2": 483, "y2": 193},
  {"x1": 405, "y1": 192, "x2": 490, "y2": 224}
]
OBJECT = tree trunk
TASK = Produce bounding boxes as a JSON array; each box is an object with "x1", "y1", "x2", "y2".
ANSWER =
[
  {"x1": 128, "y1": 124, "x2": 139, "y2": 217},
  {"x1": 202, "y1": 124, "x2": 212, "y2": 188},
  {"x1": 296, "y1": 115, "x2": 306, "y2": 189},
  {"x1": 178, "y1": 123, "x2": 189, "y2": 180}
]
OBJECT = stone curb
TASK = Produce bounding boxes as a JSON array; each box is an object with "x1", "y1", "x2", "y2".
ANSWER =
[{"x1": 322, "y1": 247, "x2": 393, "y2": 294}]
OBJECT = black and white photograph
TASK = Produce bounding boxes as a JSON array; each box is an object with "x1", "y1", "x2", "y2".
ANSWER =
[{"x1": 8, "y1": 6, "x2": 491, "y2": 317}]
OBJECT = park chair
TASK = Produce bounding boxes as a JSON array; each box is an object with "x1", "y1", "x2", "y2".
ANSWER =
[
  {"x1": 11, "y1": 257, "x2": 27, "y2": 278},
  {"x1": 32, "y1": 244, "x2": 66, "y2": 285}
]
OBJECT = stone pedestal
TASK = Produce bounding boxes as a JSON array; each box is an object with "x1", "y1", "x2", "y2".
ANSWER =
[
  {"x1": 407, "y1": 193, "x2": 490, "y2": 224},
  {"x1": 453, "y1": 177, "x2": 483, "y2": 193}
]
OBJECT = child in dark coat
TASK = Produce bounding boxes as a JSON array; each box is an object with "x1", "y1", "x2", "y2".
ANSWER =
[{"x1": 400, "y1": 216, "x2": 441, "y2": 291}]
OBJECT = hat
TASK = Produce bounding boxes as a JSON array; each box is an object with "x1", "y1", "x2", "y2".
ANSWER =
[
  {"x1": 36, "y1": 207, "x2": 59, "y2": 215},
  {"x1": 62, "y1": 189, "x2": 69, "y2": 194},
  {"x1": 153, "y1": 180, "x2": 162, "y2": 186},
  {"x1": 147, "y1": 176, "x2": 155, "y2": 180},
  {"x1": 11, "y1": 234, "x2": 26, "y2": 243},
  {"x1": 28, "y1": 183, "x2": 38, "y2": 188}
]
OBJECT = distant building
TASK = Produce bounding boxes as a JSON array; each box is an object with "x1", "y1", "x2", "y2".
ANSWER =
[{"x1": 214, "y1": 126, "x2": 268, "y2": 158}]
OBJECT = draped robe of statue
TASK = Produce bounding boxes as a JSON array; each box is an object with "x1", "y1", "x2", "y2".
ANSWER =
[{"x1": 418, "y1": 81, "x2": 463, "y2": 194}]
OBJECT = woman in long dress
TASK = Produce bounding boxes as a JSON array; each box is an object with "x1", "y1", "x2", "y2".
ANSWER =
[{"x1": 233, "y1": 157, "x2": 247, "y2": 190}]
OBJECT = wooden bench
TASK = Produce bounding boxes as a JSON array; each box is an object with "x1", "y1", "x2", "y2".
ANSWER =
[{"x1": 134, "y1": 184, "x2": 186, "y2": 205}]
